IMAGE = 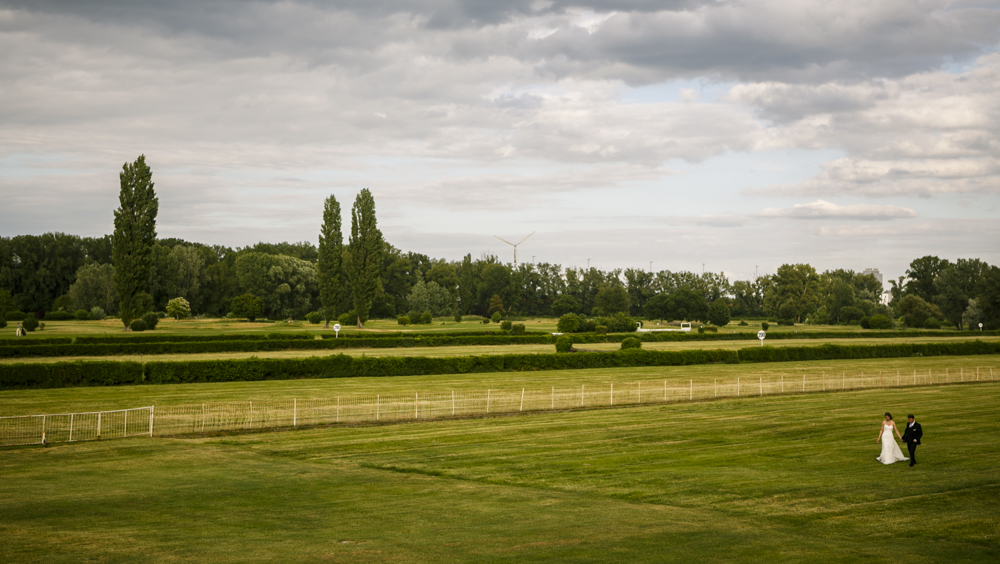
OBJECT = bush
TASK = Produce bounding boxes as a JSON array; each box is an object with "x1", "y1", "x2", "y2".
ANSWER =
[
  {"x1": 46, "y1": 311, "x2": 74, "y2": 320},
  {"x1": 557, "y1": 313, "x2": 581, "y2": 333},
  {"x1": 157, "y1": 312, "x2": 167, "y2": 319},
  {"x1": 483, "y1": 317, "x2": 491, "y2": 324},
  {"x1": 739, "y1": 320, "x2": 748, "y2": 326},
  {"x1": 142, "y1": 312, "x2": 159, "y2": 330},
  {"x1": 491, "y1": 311, "x2": 502, "y2": 323},
  {"x1": 338, "y1": 311, "x2": 357, "y2": 326},
  {"x1": 5, "y1": 311, "x2": 26, "y2": 322},
  {"x1": 620, "y1": 337, "x2": 642, "y2": 350},
  {"x1": 306, "y1": 311, "x2": 323, "y2": 324},
  {"x1": 454, "y1": 313, "x2": 462, "y2": 323},
  {"x1": 859, "y1": 316, "x2": 871, "y2": 329},
  {"x1": 419, "y1": 311, "x2": 433, "y2": 325},
  {"x1": 703, "y1": 325, "x2": 718, "y2": 333},
  {"x1": 555, "y1": 335, "x2": 574, "y2": 353},
  {"x1": 230, "y1": 294, "x2": 264, "y2": 321},
  {"x1": 500, "y1": 320, "x2": 513, "y2": 332},
  {"x1": 166, "y1": 297, "x2": 191, "y2": 320},
  {"x1": 21, "y1": 314, "x2": 38, "y2": 332},
  {"x1": 595, "y1": 325, "x2": 608, "y2": 335},
  {"x1": 397, "y1": 316, "x2": 410, "y2": 326},
  {"x1": 130, "y1": 319, "x2": 147, "y2": 332},
  {"x1": 924, "y1": 317, "x2": 942, "y2": 329},
  {"x1": 838, "y1": 306, "x2": 865, "y2": 323},
  {"x1": 778, "y1": 319, "x2": 795, "y2": 326},
  {"x1": 707, "y1": 298, "x2": 731, "y2": 327},
  {"x1": 761, "y1": 321, "x2": 769, "y2": 331},
  {"x1": 511, "y1": 323, "x2": 525, "y2": 335},
  {"x1": 867, "y1": 314, "x2": 894, "y2": 330},
  {"x1": 0, "y1": 316, "x2": 5, "y2": 329},
  {"x1": 597, "y1": 312, "x2": 637, "y2": 333},
  {"x1": 90, "y1": 307, "x2": 106, "y2": 321},
  {"x1": 74, "y1": 309, "x2": 91, "y2": 321}
]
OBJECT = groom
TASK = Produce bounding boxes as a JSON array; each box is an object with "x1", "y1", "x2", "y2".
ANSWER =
[{"x1": 901, "y1": 414, "x2": 922, "y2": 467}]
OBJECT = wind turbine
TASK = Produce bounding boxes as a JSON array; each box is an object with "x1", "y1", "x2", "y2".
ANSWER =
[{"x1": 493, "y1": 232, "x2": 535, "y2": 269}]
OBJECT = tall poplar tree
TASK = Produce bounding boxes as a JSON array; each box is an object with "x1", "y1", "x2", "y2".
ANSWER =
[
  {"x1": 317, "y1": 195, "x2": 342, "y2": 328},
  {"x1": 347, "y1": 188, "x2": 383, "y2": 328},
  {"x1": 112, "y1": 155, "x2": 158, "y2": 329}
]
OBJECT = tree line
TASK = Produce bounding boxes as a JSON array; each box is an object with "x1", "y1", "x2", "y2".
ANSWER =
[{"x1": 1, "y1": 157, "x2": 998, "y2": 330}]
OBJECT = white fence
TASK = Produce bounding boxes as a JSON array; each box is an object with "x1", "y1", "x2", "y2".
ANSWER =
[{"x1": 1, "y1": 366, "x2": 995, "y2": 447}]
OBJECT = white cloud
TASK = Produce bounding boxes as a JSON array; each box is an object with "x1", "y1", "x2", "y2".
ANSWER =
[{"x1": 757, "y1": 200, "x2": 917, "y2": 220}]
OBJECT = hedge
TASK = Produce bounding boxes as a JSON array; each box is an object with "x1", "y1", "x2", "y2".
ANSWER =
[
  {"x1": 0, "y1": 361, "x2": 143, "y2": 389},
  {"x1": 3, "y1": 340, "x2": 999, "y2": 389}
]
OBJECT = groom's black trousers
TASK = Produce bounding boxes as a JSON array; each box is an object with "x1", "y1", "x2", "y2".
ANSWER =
[{"x1": 907, "y1": 441, "x2": 918, "y2": 464}]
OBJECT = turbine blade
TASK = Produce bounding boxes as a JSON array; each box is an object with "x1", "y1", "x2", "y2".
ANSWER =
[
  {"x1": 516, "y1": 231, "x2": 536, "y2": 245},
  {"x1": 493, "y1": 235, "x2": 515, "y2": 246}
]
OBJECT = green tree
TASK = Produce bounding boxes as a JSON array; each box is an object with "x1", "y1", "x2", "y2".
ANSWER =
[
  {"x1": 68, "y1": 263, "x2": 118, "y2": 315},
  {"x1": 346, "y1": 189, "x2": 383, "y2": 328},
  {"x1": 593, "y1": 284, "x2": 630, "y2": 315},
  {"x1": 764, "y1": 264, "x2": 821, "y2": 322},
  {"x1": 235, "y1": 252, "x2": 318, "y2": 319},
  {"x1": 707, "y1": 298, "x2": 731, "y2": 326},
  {"x1": 977, "y1": 265, "x2": 1000, "y2": 330},
  {"x1": 933, "y1": 259, "x2": 989, "y2": 330},
  {"x1": 112, "y1": 155, "x2": 159, "y2": 329},
  {"x1": 166, "y1": 297, "x2": 191, "y2": 320},
  {"x1": 897, "y1": 295, "x2": 944, "y2": 328},
  {"x1": 230, "y1": 293, "x2": 263, "y2": 321},
  {"x1": 669, "y1": 288, "x2": 708, "y2": 322},
  {"x1": 904, "y1": 256, "x2": 950, "y2": 303},
  {"x1": 551, "y1": 294, "x2": 581, "y2": 316},
  {"x1": 458, "y1": 254, "x2": 475, "y2": 315},
  {"x1": 318, "y1": 195, "x2": 343, "y2": 328},
  {"x1": 643, "y1": 293, "x2": 671, "y2": 321}
]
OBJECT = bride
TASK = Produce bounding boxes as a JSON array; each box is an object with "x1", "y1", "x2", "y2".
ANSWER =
[{"x1": 876, "y1": 412, "x2": 909, "y2": 464}]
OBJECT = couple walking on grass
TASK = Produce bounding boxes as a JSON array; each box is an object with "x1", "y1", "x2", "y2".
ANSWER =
[{"x1": 877, "y1": 412, "x2": 923, "y2": 466}]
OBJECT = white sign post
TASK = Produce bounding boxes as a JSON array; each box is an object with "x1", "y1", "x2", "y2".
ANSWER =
[
  {"x1": 757, "y1": 330, "x2": 766, "y2": 347},
  {"x1": 333, "y1": 323, "x2": 341, "y2": 338},
  {"x1": 980, "y1": 322, "x2": 984, "y2": 332}
]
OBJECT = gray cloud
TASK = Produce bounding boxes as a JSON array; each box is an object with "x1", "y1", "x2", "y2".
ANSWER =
[{"x1": 757, "y1": 199, "x2": 917, "y2": 220}]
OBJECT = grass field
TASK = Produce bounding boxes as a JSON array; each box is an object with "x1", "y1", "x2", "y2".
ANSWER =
[
  {"x1": 2, "y1": 316, "x2": 974, "y2": 341},
  {"x1": 1, "y1": 376, "x2": 997, "y2": 562},
  {"x1": 4, "y1": 334, "x2": 998, "y2": 365}
]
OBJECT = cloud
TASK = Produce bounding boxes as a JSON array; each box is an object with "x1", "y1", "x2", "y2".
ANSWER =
[{"x1": 757, "y1": 200, "x2": 917, "y2": 220}]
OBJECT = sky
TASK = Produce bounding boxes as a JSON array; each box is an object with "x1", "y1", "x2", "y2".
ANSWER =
[{"x1": 1, "y1": 0, "x2": 999, "y2": 285}]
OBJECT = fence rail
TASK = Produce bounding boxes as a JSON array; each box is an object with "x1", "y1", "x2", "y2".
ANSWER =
[{"x1": 2, "y1": 366, "x2": 995, "y2": 447}]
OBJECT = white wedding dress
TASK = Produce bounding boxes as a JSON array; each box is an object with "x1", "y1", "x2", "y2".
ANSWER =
[{"x1": 876, "y1": 424, "x2": 909, "y2": 464}]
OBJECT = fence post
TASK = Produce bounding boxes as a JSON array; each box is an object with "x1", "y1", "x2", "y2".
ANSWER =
[
  {"x1": 520, "y1": 388, "x2": 525, "y2": 412},
  {"x1": 581, "y1": 385, "x2": 585, "y2": 407},
  {"x1": 97, "y1": 411, "x2": 102, "y2": 440},
  {"x1": 201, "y1": 404, "x2": 206, "y2": 432},
  {"x1": 124, "y1": 409, "x2": 128, "y2": 437},
  {"x1": 293, "y1": 399, "x2": 297, "y2": 428},
  {"x1": 487, "y1": 389, "x2": 491, "y2": 414},
  {"x1": 822, "y1": 373, "x2": 825, "y2": 391},
  {"x1": 415, "y1": 393, "x2": 419, "y2": 419},
  {"x1": 149, "y1": 406, "x2": 154, "y2": 437},
  {"x1": 610, "y1": 383, "x2": 614, "y2": 406},
  {"x1": 376, "y1": 395, "x2": 380, "y2": 421},
  {"x1": 69, "y1": 414, "x2": 74, "y2": 442},
  {"x1": 248, "y1": 401, "x2": 252, "y2": 429}
]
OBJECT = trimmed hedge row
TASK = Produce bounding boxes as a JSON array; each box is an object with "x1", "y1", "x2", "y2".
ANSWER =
[
  {"x1": 0, "y1": 361, "x2": 143, "y2": 389},
  {"x1": 2, "y1": 340, "x2": 999, "y2": 390},
  {"x1": 74, "y1": 332, "x2": 315, "y2": 344},
  {"x1": 0, "y1": 335, "x2": 558, "y2": 358},
  {"x1": 0, "y1": 337, "x2": 73, "y2": 345}
]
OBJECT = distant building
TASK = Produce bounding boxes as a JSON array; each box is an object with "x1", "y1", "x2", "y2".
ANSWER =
[{"x1": 862, "y1": 268, "x2": 883, "y2": 284}]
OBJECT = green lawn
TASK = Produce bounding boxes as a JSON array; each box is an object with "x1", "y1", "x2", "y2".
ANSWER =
[{"x1": 1, "y1": 379, "x2": 997, "y2": 562}]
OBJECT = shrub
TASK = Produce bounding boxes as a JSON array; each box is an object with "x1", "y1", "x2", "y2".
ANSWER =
[
  {"x1": 491, "y1": 311, "x2": 502, "y2": 323},
  {"x1": 867, "y1": 314, "x2": 894, "y2": 329},
  {"x1": 579, "y1": 318, "x2": 597, "y2": 332},
  {"x1": 707, "y1": 298, "x2": 731, "y2": 327},
  {"x1": 555, "y1": 335, "x2": 574, "y2": 353},
  {"x1": 338, "y1": 311, "x2": 357, "y2": 326},
  {"x1": 90, "y1": 307, "x2": 106, "y2": 321},
  {"x1": 166, "y1": 297, "x2": 192, "y2": 320},
  {"x1": 306, "y1": 311, "x2": 323, "y2": 324},
  {"x1": 21, "y1": 314, "x2": 38, "y2": 332},
  {"x1": 5, "y1": 311, "x2": 26, "y2": 322},
  {"x1": 130, "y1": 319, "x2": 147, "y2": 332},
  {"x1": 924, "y1": 317, "x2": 942, "y2": 329},
  {"x1": 157, "y1": 312, "x2": 167, "y2": 319},
  {"x1": 511, "y1": 323, "x2": 525, "y2": 335},
  {"x1": 454, "y1": 313, "x2": 462, "y2": 323},
  {"x1": 397, "y1": 316, "x2": 410, "y2": 326},
  {"x1": 500, "y1": 320, "x2": 513, "y2": 332},
  {"x1": 551, "y1": 294, "x2": 581, "y2": 316},
  {"x1": 620, "y1": 337, "x2": 642, "y2": 350},
  {"x1": 419, "y1": 311, "x2": 433, "y2": 325},
  {"x1": 0, "y1": 316, "x2": 5, "y2": 329},
  {"x1": 778, "y1": 319, "x2": 795, "y2": 326},
  {"x1": 703, "y1": 325, "x2": 718, "y2": 333},
  {"x1": 142, "y1": 312, "x2": 159, "y2": 330},
  {"x1": 697, "y1": 326, "x2": 704, "y2": 334},
  {"x1": 46, "y1": 311, "x2": 74, "y2": 320},
  {"x1": 483, "y1": 317, "x2": 491, "y2": 324},
  {"x1": 230, "y1": 294, "x2": 264, "y2": 321},
  {"x1": 595, "y1": 325, "x2": 608, "y2": 335},
  {"x1": 557, "y1": 313, "x2": 581, "y2": 333},
  {"x1": 859, "y1": 316, "x2": 871, "y2": 329},
  {"x1": 739, "y1": 320, "x2": 748, "y2": 326},
  {"x1": 838, "y1": 306, "x2": 865, "y2": 323},
  {"x1": 74, "y1": 309, "x2": 91, "y2": 321},
  {"x1": 761, "y1": 321, "x2": 769, "y2": 331}
]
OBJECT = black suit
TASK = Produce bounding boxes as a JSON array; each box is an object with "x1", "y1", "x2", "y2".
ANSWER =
[{"x1": 901, "y1": 421, "x2": 923, "y2": 465}]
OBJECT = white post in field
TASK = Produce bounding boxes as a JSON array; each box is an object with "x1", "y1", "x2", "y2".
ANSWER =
[
  {"x1": 97, "y1": 411, "x2": 102, "y2": 440},
  {"x1": 581, "y1": 385, "x2": 585, "y2": 407},
  {"x1": 610, "y1": 383, "x2": 614, "y2": 406},
  {"x1": 69, "y1": 414, "x2": 74, "y2": 442},
  {"x1": 149, "y1": 406, "x2": 154, "y2": 437},
  {"x1": 802, "y1": 374, "x2": 805, "y2": 392},
  {"x1": 124, "y1": 409, "x2": 128, "y2": 437},
  {"x1": 376, "y1": 395, "x2": 380, "y2": 421},
  {"x1": 293, "y1": 399, "x2": 297, "y2": 428}
]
